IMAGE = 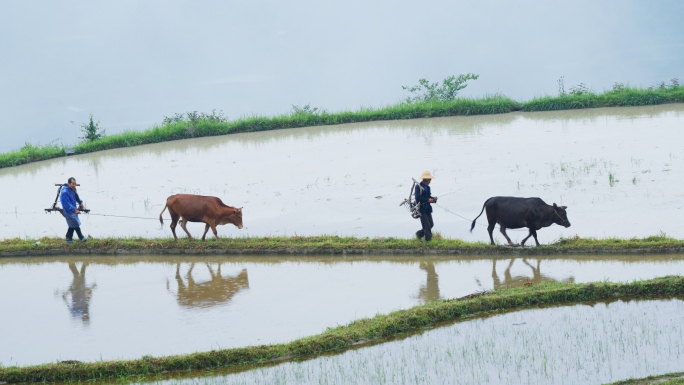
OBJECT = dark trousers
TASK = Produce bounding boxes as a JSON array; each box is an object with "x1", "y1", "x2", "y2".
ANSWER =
[
  {"x1": 66, "y1": 227, "x2": 84, "y2": 240},
  {"x1": 416, "y1": 211, "x2": 434, "y2": 241}
]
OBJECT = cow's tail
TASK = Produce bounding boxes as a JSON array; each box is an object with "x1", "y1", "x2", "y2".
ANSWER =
[
  {"x1": 159, "y1": 204, "x2": 168, "y2": 226},
  {"x1": 470, "y1": 199, "x2": 490, "y2": 233}
]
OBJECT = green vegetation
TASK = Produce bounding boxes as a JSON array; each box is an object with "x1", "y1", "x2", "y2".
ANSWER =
[
  {"x1": 1, "y1": 78, "x2": 682, "y2": 169},
  {"x1": 1, "y1": 276, "x2": 683, "y2": 384},
  {"x1": 2, "y1": 235, "x2": 684, "y2": 256},
  {"x1": 606, "y1": 372, "x2": 684, "y2": 385},
  {"x1": 524, "y1": 79, "x2": 684, "y2": 111},
  {"x1": 402, "y1": 73, "x2": 479, "y2": 102},
  {"x1": 79, "y1": 114, "x2": 105, "y2": 142}
]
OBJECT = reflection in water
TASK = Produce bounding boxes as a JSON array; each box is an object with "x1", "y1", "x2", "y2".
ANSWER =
[
  {"x1": 490, "y1": 258, "x2": 575, "y2": 290},
  {"x1": 207, "y1": 299, "x2": 684, "y2": 385},
  {"x1": 172, "y1": 263, "x2": 249, "y2": 308},
  {"x1": 61, "y1": 263, "x2": 97, "y2": 325},
  {"x1": 3, "y1": 255, "x2": 684, "y2": 365},
  {"x1": 418, "y1": 261, "x2": 440, "y2": 303}
]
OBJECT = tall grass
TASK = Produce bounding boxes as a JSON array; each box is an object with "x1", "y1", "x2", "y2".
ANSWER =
[
  {"x1": 1, "y1": 276, "x2": 683, "y2": 383},
  {"x1": 523, "y1": 85, "x2": 684, "y2": 111},
  {"x1": 1, "y1": 84, "x2": 683, "y2": 170}
]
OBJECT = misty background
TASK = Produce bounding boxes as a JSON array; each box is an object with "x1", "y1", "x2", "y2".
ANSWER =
[{"x1": 1, "y1": 0, "x2": 682, "y2": 152}]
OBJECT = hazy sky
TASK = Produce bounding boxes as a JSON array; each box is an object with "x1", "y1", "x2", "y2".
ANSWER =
[{"x1": 1, "y1": 0, "x2": 682, "y2": 151}]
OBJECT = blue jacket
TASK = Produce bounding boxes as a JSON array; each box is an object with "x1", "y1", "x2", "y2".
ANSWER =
[
  {"x1": 414, "y1": 183, "x2": 432, "y2": 213},
  {"x1": 60, "y1": 185, "x2": 82, "y2": 218}
]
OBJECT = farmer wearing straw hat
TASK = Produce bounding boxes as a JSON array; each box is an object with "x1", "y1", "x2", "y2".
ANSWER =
[{"x1": 415, "y1": 170, "x2": 438, "y2": 241}]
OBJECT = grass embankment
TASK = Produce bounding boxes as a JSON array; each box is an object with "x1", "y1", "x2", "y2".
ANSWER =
[
  {"x1": 523, "y1": 85, "x2": 684, "y2": 111},
  {"x1": 607, "y1": 372, "x2": 684, "y2": 385},
  {"x1": 0, "y1": 96, "x2": 516, "y2": 169},
  {"x1": 1, "y1": 276, "x2": 683, "y2": 384},
  {"x1": 2, "y1": 84, "x2": 683, "y2": 169},
  {"x1": 1, "y1": 235, "x2": 684, "y2": 257}
]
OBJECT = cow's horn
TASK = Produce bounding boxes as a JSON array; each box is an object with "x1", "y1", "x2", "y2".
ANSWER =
[{"x1": 561, "y1": 205, "x2": 567, "y2": 209}]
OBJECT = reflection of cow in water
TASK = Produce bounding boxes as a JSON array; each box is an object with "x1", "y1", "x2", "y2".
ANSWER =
[
  {"x1": 491, "y1": 258, "x2": 574, "y2": 289},
  {"x1": 62, "y1": 262, "x2": 97, "y2": 325},
  {"x1": 172, "y1": 263, "x2": 249, "y2": 308},
  {"x1": 418, "y1": 261, "x2": 441, "y2": 303}
]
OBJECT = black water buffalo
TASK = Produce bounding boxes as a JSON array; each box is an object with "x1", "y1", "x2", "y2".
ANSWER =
[{"x1": 470, "y1": 197, "x2": 571, "y2": 247}]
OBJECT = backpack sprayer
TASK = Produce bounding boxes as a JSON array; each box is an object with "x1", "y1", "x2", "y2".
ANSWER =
[
  {"x1": 45, "y1": 183, "x2": 90, "y2": 217},
  {"x1": 399, "y1": 178, "x2": 424, "y2": 219}
]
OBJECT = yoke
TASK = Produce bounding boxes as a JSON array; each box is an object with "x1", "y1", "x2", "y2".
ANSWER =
[{"x1": 45, "y1": 183, "x2": 90, "y2": 216}]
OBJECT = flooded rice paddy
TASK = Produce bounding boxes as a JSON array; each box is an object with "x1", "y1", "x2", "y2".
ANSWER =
[
  {"x1": 2, "y1": 254, "x2": 684, "y2": 366},
  {"x1": 1, "y1": 104, "x2": 684, "y2": 242},
  {"x1": 147, "y1": 298, "x2": 684, "y2": 385}
]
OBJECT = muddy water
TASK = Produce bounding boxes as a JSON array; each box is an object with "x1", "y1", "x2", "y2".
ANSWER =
[
  {"x1": 153, "y1": 299, "x2": 684, "y2": 385},
  {"x1": 1, "y1": 104, "x2": 683, "y2": 243},
  {"x1": 2, "y1": 254, "x2": 684, "y2": 366}
]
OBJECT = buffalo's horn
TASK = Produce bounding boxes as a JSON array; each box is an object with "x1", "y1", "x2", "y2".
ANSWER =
[{"x1": 561, "y1": 205, "x2": 567, "y2": 209}]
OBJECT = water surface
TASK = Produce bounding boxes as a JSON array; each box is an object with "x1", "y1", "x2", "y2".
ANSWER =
[
  {"x1": 152, "y1": 299, "x2": 684, "y2": 385},
  {"x1": 2, "y1": 254, "x2": 684, "y2": 365},
  {"x1": 1, "y1": 104, "x2": 683, "y2": 242}
]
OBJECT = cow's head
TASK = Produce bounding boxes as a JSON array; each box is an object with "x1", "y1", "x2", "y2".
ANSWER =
[
  {"x1": 552, "y1": 203, "x2": 571, "y2": 228},
  {"x1": 220, "y1": 207, "x2": 243, "y2": 229}
]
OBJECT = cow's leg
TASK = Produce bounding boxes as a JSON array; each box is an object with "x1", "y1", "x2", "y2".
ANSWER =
[
  {"x1": 530, "y1": 229, "x2": 540, "y2": 246},
  {"x1": 521, "y1": 230, "x2": 534, "y2": 247},
  {"x1": 169, "y1": 210, "x2": 180, "y2": 240},
  {"x1": 500, "y1": 227, "x2": 516, "y2": 246},
  {"x1": 201, "y1": 223, "x2": 210, "y2": 241},
  {"x1": 210, "y1": 223, "x2": 219, "y2": 241},
  {"x1": 179, "y1": 218, "x2": 193, "y2": 240}
]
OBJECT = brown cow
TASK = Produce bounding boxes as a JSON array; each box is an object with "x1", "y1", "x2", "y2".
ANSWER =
[{"x1": 159, "y1": 194, "x2": 243, "y2": 241}]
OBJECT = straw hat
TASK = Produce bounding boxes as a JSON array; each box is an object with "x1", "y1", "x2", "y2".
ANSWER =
[{"x1": 420, "y1": 170, "x2": 435, "y2": 180}]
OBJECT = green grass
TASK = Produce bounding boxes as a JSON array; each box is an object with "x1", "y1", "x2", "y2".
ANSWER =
[
  {"x1": 1, "y1": 276, "x2": 683, "y2": 384},
  {"x1": 523, "y1": 85, "x2": 684, "y2": 111},
  {"x1": 2, "y1": 84, "x2": 683, "y2": 169},
  {"x1": 0, "y1": 95, "x2": 517, "y2": 169},
  {"x1": 606, "y1": 372, "x2": 684, "y2": 385},
  {"x1": 2, "y1": 235, "x2": 684, "y2": 256}
]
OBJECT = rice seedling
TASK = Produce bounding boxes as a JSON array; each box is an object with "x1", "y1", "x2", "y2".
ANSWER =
[{"x1": 609, "y1": 173, "x2": 617, "y2": 186}]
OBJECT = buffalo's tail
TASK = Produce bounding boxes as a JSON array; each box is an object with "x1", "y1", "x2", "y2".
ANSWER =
[
  {"x1": 159, "y1": 204, "x2": 168, "y2": 226},
  {"x1": 470, "y1": 199, "x2": 490, "y2": 233}
]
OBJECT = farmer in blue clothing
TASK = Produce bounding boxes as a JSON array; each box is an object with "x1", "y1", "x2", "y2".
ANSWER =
[
  {"x1": 60, "y1": 177, "x2": 87, "y2": 243},
  {"x1": 415, "y1": 170, "x2": 438, "y2": 242}
]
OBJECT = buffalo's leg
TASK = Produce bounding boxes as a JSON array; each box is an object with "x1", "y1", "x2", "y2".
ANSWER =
[
  {"x1": 500, "y1": 227, "x2": 516, "y2": 246},
  {"x1": 179, "y1": 218, "x2": 194, "y2": 240},
  {"x1": 487, "y1": 225, "x2": 495, "y2": 245},
  {"x1": 521, "y1": 230, "x2": 534, "y2": 247},
  {"x1": 201, "y1": 223, "x2": 210, "y2": 241},
  {"x1": 530, "y1": 229, "x2": 540, "y2": 246},
  {"x1": 485, "y1": 207, "x2": 497, "y2": 245}
]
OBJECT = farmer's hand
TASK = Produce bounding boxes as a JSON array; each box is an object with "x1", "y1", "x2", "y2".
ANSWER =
[
  {"x1": 433, "y1": 196, "x2": 438, "y2": 202},
  {"x1": 74, "y1": 210, "x2": 81, "y2": 214}
]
